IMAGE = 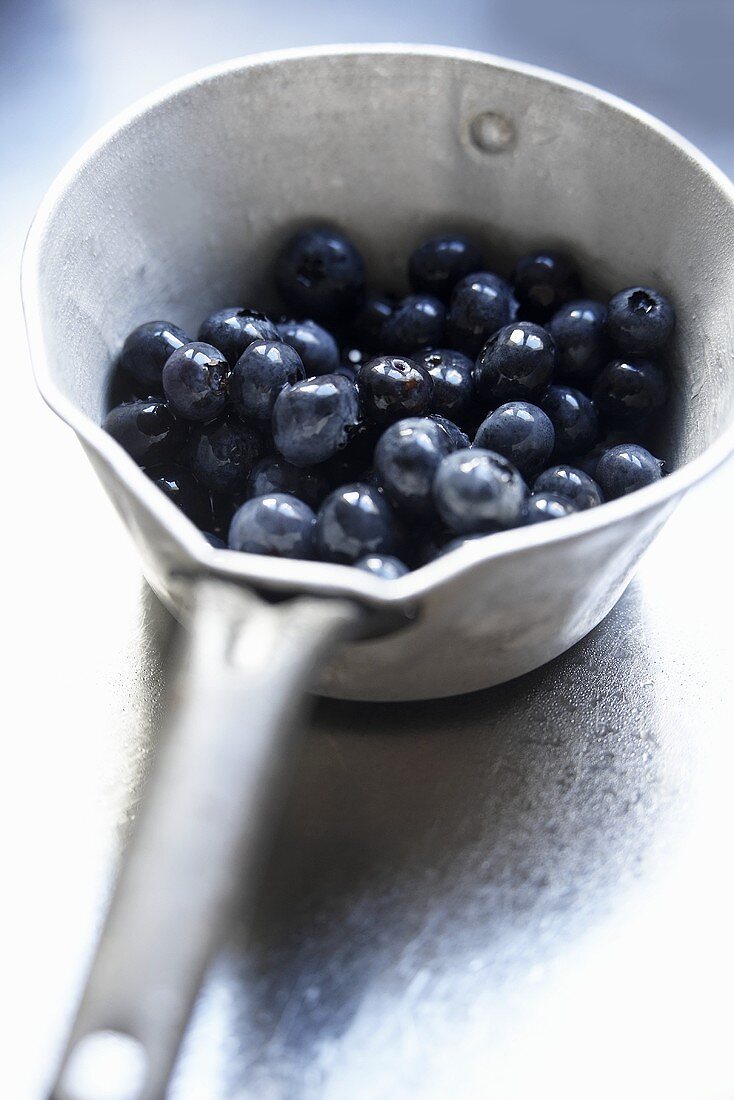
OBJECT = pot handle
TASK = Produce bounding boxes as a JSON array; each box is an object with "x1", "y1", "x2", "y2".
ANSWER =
[{"x1": 50, "y1": 579, "x2": 363, "y2": 1100}]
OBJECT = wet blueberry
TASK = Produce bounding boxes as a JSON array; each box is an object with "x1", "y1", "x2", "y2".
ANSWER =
[
  {"x1": 374, "y1": 417, "x2": 455, "y2": 518},
  {"x1": 103, "y1": 399, "x2": 188, "y2": 466},
  {"x1": 533, "y1": 465, "x2": 603, "y2": 509},
  {"x1": 351, "y1": 292, "x2": 397, "y2": 351},
  {"x1": 575, "y1": 431, "x2": 632, "y2": 479},
  {"x1": 197, "y1": 308, "x2": 279, "y2": 366},
  {"x1": 381, "y1": 294, "x2": 446, "y2": 355},
  {"x1": 228, "y1": 494, "x2": 317, "y2": 558},
  {"x1": 429, "y1": 414, "x2": 471, "y2": 450},
  {"x1": 162, "y1": 342, "x2": 229, "y2": 422},
  {"x1": 474, "y1": 401, "x2": 555, "y2": 480},
  {"x1": 357, "y1": 356, "x2": 433, "y2": 424},
  {"x1": 447, "y1": 272, "x2": 514, "y2": 355},
  {"x1": 230, "y1": 340, "x2": 305, "y2": 420},
  {"x1": 408, "y1": 233, "x2": 484, "y2": 301},
  {"x1": 592, "y1": 358, "x2": 667, "y2": 428},
  {"x1": 120, "y1": 320, "x2": 190, "y2": 392},
  {"x1": 416, "y1": 348, "x2": 475, "y2": 421},
  {"x1": 315, "y1": 482, "x2": 399, "y2": 563},
  {"x1": 523, "y1": 492, "x2": 578, "y2": 524},
  {"x1": 272, "y1": 373, "x2": 361, "y2": 466},
  {"x1": 433, "y1": 448, "x2": 527, "y2": 533},
  {"x1": 146, "y1": 464, "x2": 213, "y2": 528},
  {"x1": 540, "y1": 384, "x2": 599, "y2": 458},
  {"x1": 276, "y1": 225, "x2": 365, "y2": 323},
  {"x1": 513, "y1": 250, "x2": 580, "y2": 322},
  {"x1": 355, "y1": 554, "x2": 410, "y2": 579},
  {"x1": 187, "y1": 415, "x2": 263, "y2": 494},
  {"x1": 595, "y1": 444, "x2": 663, "y2": 499},
  {"x1": 474, "y1": 321, "x2": 557, "y2": 403},
  {"x1": 276, "y1": 319, "x2": 340, "y2": 376},
  {"x1": 605, "y1": 286, "x2": 675, "y2": 355},
  {"x1": 247, "y1": 454, "x2": 330, "y2": 509},
  {"x1": 548, "y1": 299, "x2": 608, "y2": 382}
]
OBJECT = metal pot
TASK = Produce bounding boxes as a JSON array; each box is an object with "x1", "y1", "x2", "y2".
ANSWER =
[{"x1": 23, "y1": 45, "x2": 734, "y2": 1100}]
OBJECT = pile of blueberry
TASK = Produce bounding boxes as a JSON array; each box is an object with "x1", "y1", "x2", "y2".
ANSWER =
[{"x1": 103, "y1": 226, "x2": 674, "y2": 578}]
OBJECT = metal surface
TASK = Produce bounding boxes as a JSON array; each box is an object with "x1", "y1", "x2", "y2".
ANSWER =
[
  {"x1": 4, "y1": 25, "x2": 734, "y2": 1100},
  {"x1": 22, "y1": 47, "x2": 734, "y2": 700}
]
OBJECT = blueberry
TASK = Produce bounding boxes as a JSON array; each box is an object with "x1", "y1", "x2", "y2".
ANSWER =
[
  {"x1": 605, "y1": 286, "x2": 675, "y2": 355},
  {"x1": 548, "y1": 300, "x2": 608, "y2": 382},
  {"x1": 415, "y1": 348, "x2": 475, "y2": 421},
  {"x1": 408, "y1": 233, "x2": 485, "y2": 301},
  {"x1": 351, "y1": 292, "x2": 397, "y2": 350},
  {"x1": 275, "y1": 225, "x2": 365, "y2": 323},
  {"x1": 523, "y1": 492, "x2": 578, "y2": 524},
  {"x1": 355, "y1": 554, "x2": 410, "y2": 579},
  {"x1": 146, "y1": 464, "x2": 213, "y2": 528},
  {"x1": 429, "y1": 414, "x2": 471, "y2": 450},
  {"x1": 575, "y1": 431, "x2": 631, "y2": 479},
  {"x1": 381, "y1": 294, "x2": 446, "y2": 355},
  {"x1": 595, "y1": 444, "x2": 663, "y2": 499},
  {"x1": 356, "y1": 356, "x2": 433, "y2": 423},
  {"x1": 103, "y1": 399, "x2": 188, "y2": 466},
  {"x1": 120, "y1": 320, "x2": 190, "y2": 392},
  {"x1": 247, "y1": 454, "x2": 329, "y2": 509},
  {"x1": 272, "y1": 373, "x2": 361, "y2": 466},
  {"x1": 341, "y1": 347, "x2": 367, "y2": 371},
  {"x1": 592, "y1": 358, "x2": 667, "y2": 428},
  {"x1": 447, "y1": 272, "x2": 514, "y2": 355},
  {"x1": 374, "y1": 417, "x2": 455, "y2": 518},
  {"x1": 276, "y1": 319, "x2": 340, "y2": 376},
  {"x1": 162, "y1": 342, "x2": 229, "y2": 422},
  {"x1": 187, "y1": 415, "x2": 263, "y2": 494},
  {"x1": 315, "y1": 482, "x2": 399, "y2": 563},
  {"x1": 230, "y1": 340, "x2": 305, "y2": 420},
  {"x1": 513, "y1": 250, "x2": 580, "y2": 322},
  {"x1": 533, "y1": 465, "x2": 603, "y2": 509},
  {"x1": 198, "y1": 308, "x2": 279, "y2": 366},
  {"x1": 433, "y1": 448, "x2": 527, "y2": 534},
  {"x1": 540, "y1": 384, "x2": 599, "y2": 458},
  {"x1": 228, "y1": 493, "x2": 316, "y2": 558},
  {"x1": 202, "y1": 531, "x2": 227, "y2": 549},
  {"x1": 474, "y1": 402, "x2": 555, "y2": 480},
  {"x1": 474, "y1": 321, "x2": 557, "y2": 403}
]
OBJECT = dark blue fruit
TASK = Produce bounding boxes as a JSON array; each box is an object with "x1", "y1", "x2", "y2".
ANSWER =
[
  {"x1": 162, "y1": 342, "x2": 229, "y2": 422},
  {"x1": 351, "y1": 293, "x2": 397, "y2": 351},
  {"x1": 408, "y1": 233, "x2": 485, "y2": 301},
  {"x1": 474, "y1": 401, "x2": 555, "y2": 479},
  {"x1": 513, "y1": 250, "x2": 580, "y2": 322},
  {"x1": 357, "y1": 356, "x2": 433, "y2": 423},
  {"x1": 228, "y1": 493, "x2": 316, "y2": 558},
  {"x1": 272, "y1": 374, "x2": 361, "y2": 466},
  {"x1": 595, "y1": 444, "x2": 663, "y2": 499},
  {"x1": 247, "y1": 454, "x2": 330, "y2": 509},
  {"x1": 355, "y1": 554, "x2": 410, "y2": 579},
  {"x1": 416, "y1": 348, "x2": 475, "y2": 421},
  {"x1": 230, "y1": 340, "x2": 305, "y2": 420},
  {"x1": 447, "y1": 272, "x2": 514, "y2": 355},
  {"x1": 103, "y1": 399, "x2": 187, "y2": 466},
  {"x1": 197, "y1": 308, "x2": 279, "y2": 365},
  {"x1": 540, "y1": 384, "x2": 599, "y2": 458},
  {"x1": 533, "y1": 465, "x2": 603, "y2": 510},
  {"x1": 474, "y1": 321, "x2": 557, "y2": 403},
  {"x1": 315, "y1": 482, "x2": 399, "y2": 563},
  {"x1": 523, "y1": 492, "x2": 578, "y2": 524},
  {"x1": 605, "y1": 286, "x2": 675, "y2": 355},
  {"x1": 120, "y1": 320, "x2": 190, "y2": 392},
  {"x1": 147, "y1": 464, "x2": 213, "y2": 528},
  {"x1": 429, "y1": 414, "x2": 471, "y2": 450},
  {"x1": 276, "y1": 319, "x2": 340, "y2": 376},
  {"x1": 374, "y1": 417, "x2": 454, "y2": 518},
  {"x1": 275, "y1": 225, "x2": 365, "y2": 323},
  {"x1": 592, "y1": 358, "x2": 667, "y2": 428},
  {"x1": 381, "y1": 294, "x2": 446, "y2": 354},
  {"x1": 433, "y1": 448, "x2": 527, "y2": 533},
  {"x1": 548, "y1": 300, "x2": 608, "y2": 382},
  {"x1": 187, "y1": 416, "x2": 263, "y2": 494}
]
